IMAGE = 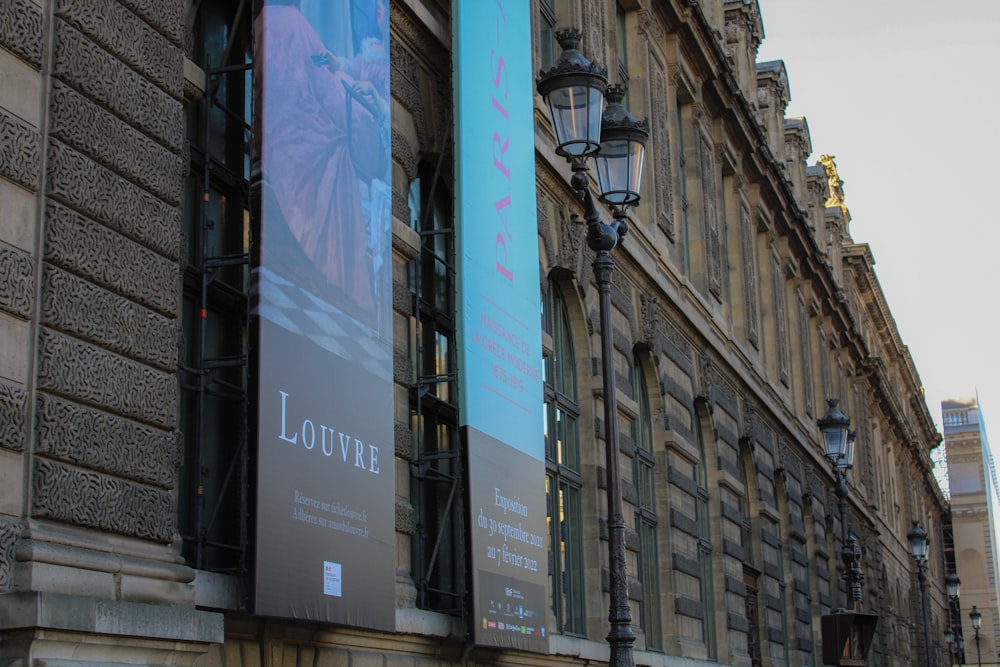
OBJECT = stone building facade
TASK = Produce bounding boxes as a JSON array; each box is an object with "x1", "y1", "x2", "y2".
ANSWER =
[
  {"x1": 0, "y1": 0, "x2": 950, "y2": 666},
  {"x1": 944, "y1": 398, "x2": 1000, "y2": 666}
]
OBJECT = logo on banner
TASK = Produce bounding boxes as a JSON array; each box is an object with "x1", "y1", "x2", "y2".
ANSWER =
[{"x1": 324, "y1": 561, "x2": 343, "y2": 597}]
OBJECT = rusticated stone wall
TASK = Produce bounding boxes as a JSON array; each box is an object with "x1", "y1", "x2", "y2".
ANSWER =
[
  {"x1": 0, "y1": 0, "x2": 187, "y2": 590},
  {"x1": 0, "y1": 0, "x2": 46, "y2": 594}
]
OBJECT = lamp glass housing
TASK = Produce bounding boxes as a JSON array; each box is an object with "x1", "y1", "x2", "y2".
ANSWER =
[
  {"x1": 838, "y1": 430, "x2": 856, "y2": 469},
  {"x1": 946, "y1": 572, "x2": 962, "y2": 598},
  {"x1": 971, "y1": 606, "x2": 982, "y2": 629},
  {"x1": 908, "y1": 522, "x2": 929, "y2": 561},
  {"x1": 594, "y1": 85, "x2": 646, "y2": 207},
  {"x1": 818, "y1": 399, "x2": 850, "y2": 463},
  {"x1": 544, "y1": 83, "x2": 605, "y2": 158},
  {"x1": 594, "y1": 135, "x2": 644, "y2": 206}
]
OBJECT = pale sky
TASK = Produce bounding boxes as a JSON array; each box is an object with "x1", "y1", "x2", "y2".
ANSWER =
[{"x1": 755, "y1": 0, "x2": 1000, "y2": 493}]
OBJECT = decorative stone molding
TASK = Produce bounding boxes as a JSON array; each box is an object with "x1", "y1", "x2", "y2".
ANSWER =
[
  {"x1": 636, "y1": 9, "x2": 667, "y2": 47},
  {"x1": 0, "y1": 107, "x2": 41, "y2": 190},
  {"x1": 56, "y1": 0, "x2": 184, "y2": 99},
  {"x1": 0, "y1": 0, "x2": 43, "y2": 67},
  {"x1": 558, "y1": 211, "x2": 584, "y2": 273},
  {"x1": 650, "y1": 56, "x2": 674, "y2": 240},
  {"x1": 35, "y1": 393, "x2": 177, "y2": 488},
  {"x1": 0, "y1": 244, "x2": 35, "y2": 320},
  {"x1": 49, "y1": 81, "x2": 184, "y2": 206},
  {"x1": 47, "y1": 140, "x2": 181, "y2": 260},
  {"x1": 639, "y1": 292, "x2": 663, "y2": 355},
  {"x1": 36, "y1": 328, "x2": 177, "y2": 429},
  {"x1": 44, "y1": 202, "x2": 179, "y2": 317},
  {"x1": 32, "y1": 457, "x2": 175, "y2": 542}
]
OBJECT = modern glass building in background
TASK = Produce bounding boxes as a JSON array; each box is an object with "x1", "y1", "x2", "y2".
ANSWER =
[{"x1": 0, "y1": 1, "x2": 950, "y2": 666}]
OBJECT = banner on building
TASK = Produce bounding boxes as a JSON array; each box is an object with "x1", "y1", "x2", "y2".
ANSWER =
[
  {"x1": 251, "y1": 0, "x2": 393, "y2": 629},
  {"x1": 453, "y1": 0, "x2": 548, "y2": 652}
]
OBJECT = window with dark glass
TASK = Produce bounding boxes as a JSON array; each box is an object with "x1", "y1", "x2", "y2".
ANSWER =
[
  {"x1": 632, "y1": 354, "x2": 661, "y2": 649},
  {"x1": 615, "y1": 2, "x2": 629, "y2": 89},
  {"x1": 178, "y1": 0, "x2": 252, "y2": 576},
  {"x1": 543, "y1": 280, "x2": 585, "y2": 634},
  {"x1": 408, "y1": 161, "x2": 464, "y2": 613},
  {"x1": 539, "y1": 0, "x2": 557, "y2": 71},
  {"x1": 694, "y1": 411, "x2": 718, "y2": 658}
]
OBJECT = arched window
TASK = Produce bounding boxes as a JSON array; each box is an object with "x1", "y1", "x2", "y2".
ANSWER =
[
  {"x1": 543, "y1": 280, "x2": 584, "y2": 634},
  {"x1": 632, "y1": 353, "x2": 661, "y2": 648}
]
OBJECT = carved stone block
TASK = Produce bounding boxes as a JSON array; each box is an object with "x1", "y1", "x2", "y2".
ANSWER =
[
  {"x1": 46, "y1": 140, "x2": 181, "y2": 260},
  {"x1": 44, "y1": 201, "x2": 179, "y2": 317},
  {"x1": 52, "y1": 19, "x2": 183, "y2": 152},
  {"x1": 0, "y1": 378, "x2": 27, "y2": 452},
  {"x1": 35, "y1": 393, "x2": 177, "y2": 488},
  {"x1": 32, "y1": 457, "x2": 174, "y2": 542},
  {"x1": 0, "y1": 0, "x2": 43, "y2": 67},
  {"x1": 56, "y1": 0, "x2": 184, "y2": 99},
  {"x1": 41, "y1": 264, "x2": 178, "y2": 371},
  {"x1": 36, "y1": 328, "x2": 177, "y2": 429},
  {"x1": 0, "y1": 516, "x2": 17, "y2": 592},
  {"x1": 49, "y1": 81, "x2": 184, "y2": 205},
  {"x1": 0, "y1": 244, "x2": 35, "y2": 320},
  {"x1": 0, "y1": 107, "x2": 40, "y2": 190},
  {"x1": 119, "y1": 0, "x2": 186, "y2": 48}
]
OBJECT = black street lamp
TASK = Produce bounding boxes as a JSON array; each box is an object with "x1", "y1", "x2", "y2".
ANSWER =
[
  {"x1": 945, "y1": 572, "x2": 963, "y2": 666},
  {"x1": 970, "y1": 605, "x2": 983, "y2": 667},
  {"x1": 908, "y1": 521, "x2": 932, "y2": 667},
  {"x1": 818, "y1": 399, "x2": 878, "y2": 666},
  {"x1": 818, "y1": 399, "x2": 864, "y2": 610},
  {"x1": 947, "y1": 572, "x2": 962, "y2": 599},
  {"x1": 537, "y1": 29, "x2": 647, "y2": 667}
]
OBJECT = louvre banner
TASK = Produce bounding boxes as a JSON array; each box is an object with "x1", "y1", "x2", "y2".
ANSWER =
[
  {"x1": 453, "y1": 0, "x2": 547, "y2": 652},
  {"x1": 251, "y1": 0, "x2": 393, "y2": 629}
]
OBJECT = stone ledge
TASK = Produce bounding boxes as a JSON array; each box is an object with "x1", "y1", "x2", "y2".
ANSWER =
[{"x1": 0, "y1": 592, "x2": 223, "y2": 644}]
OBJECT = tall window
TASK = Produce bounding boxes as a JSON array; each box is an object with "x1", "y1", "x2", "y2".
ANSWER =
[
  {"x1": 179, "y1": 0, "x2": 252, "y2": 575},
  {"x1": 694, "y1": 411, "x2": 718, "y2": 659},
  {"x1": 543, "y1": 280, "x2": 585, "y2": 634},
  {"x1": 615, "y1": 3, "x2": 629, "y2": 88},
  {"x1": 539, "y1": 0, "x2": 557, "y2": 71},
  {"x1": 632, "y1": 355, "x2": 661, "y2": 649},
  {"x1": 409, "y1": 162, "x2": 464, "y2": 613}
]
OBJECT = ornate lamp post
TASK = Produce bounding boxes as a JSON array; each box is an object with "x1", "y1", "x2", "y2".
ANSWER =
[
  {"x1": 818, "y1": 399, "x2": 878, "y2": 666},
  {"x1": 946, "y1": 628, "x2": 956, "y2": 667},
  {"x1": 970, "y1": 605, "x2": 982, "y2": 667},
  {"x1": 908, "y1": 521, "x2": 932, "y2": 667},
  {"x1": 537, "y1": 29, "x2": 647, "y2": 667},
  {"x1": 946, "y1": 573, "x2": 962, "y2": 666},
  {"x1": 818, "y1": 399, "x2": 863, "y2": 610}
]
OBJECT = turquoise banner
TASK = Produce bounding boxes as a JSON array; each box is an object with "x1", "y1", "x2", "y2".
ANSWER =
[
  {"x1": 454, "y1": 0, "x2": 543, "y2": 457},
  {"x1": 453, "y1": 0, "x2": 547, "y2": 652}
]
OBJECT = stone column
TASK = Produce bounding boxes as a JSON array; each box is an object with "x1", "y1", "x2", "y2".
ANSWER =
[{"x1": 0, "y1": 0, "x2": 222, "y2": 663}]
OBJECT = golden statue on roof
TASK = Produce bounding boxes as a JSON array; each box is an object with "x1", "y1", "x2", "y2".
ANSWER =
[{"x1": 819, "y1": 154, "x2": 847, "y2": 214}]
